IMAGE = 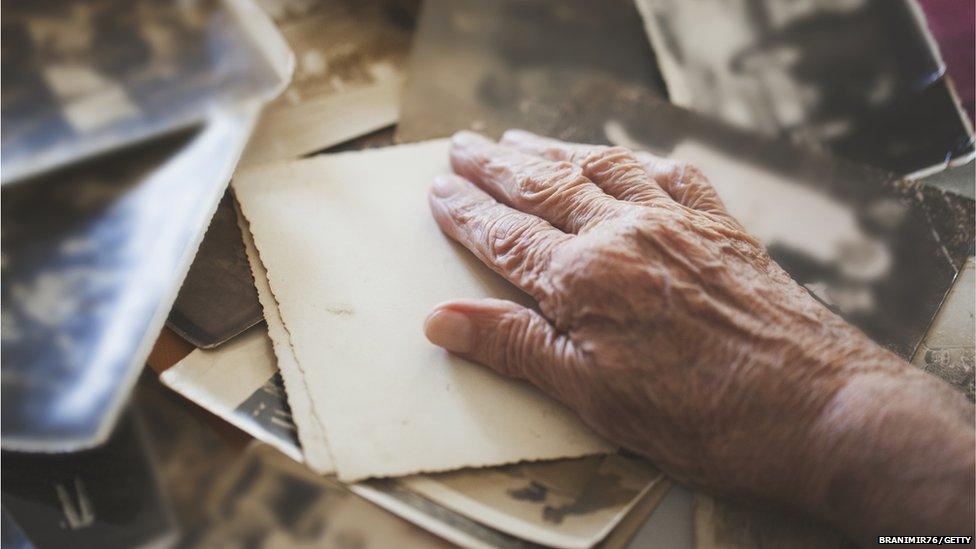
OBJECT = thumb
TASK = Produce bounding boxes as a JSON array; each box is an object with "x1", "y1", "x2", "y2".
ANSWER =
[{"x1": 424, "y1": 298, "x2": 583, "y2": 405}]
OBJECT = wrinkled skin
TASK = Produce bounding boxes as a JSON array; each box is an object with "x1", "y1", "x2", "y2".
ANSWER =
[{"x1": 424, "y1": 130, "x2": 974, "y2": 544}]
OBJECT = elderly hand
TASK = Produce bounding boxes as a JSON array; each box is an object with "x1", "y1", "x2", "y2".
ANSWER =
[{"x1": 424, "y1": 130, "x2": 974, "y2": 543}]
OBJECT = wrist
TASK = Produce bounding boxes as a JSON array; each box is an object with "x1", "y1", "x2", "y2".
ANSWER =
[{"x1": 799, "y1": 367, "x2": 975, "y2": 543}]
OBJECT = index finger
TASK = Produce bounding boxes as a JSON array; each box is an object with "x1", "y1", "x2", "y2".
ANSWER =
[{"x1": 429, "y1": 174, "x2": 566, "y2": 303}]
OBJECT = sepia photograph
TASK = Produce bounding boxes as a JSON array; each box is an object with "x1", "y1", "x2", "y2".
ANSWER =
[{"x1": 2, "y1": 0, "x2": 974, "y2": 548}]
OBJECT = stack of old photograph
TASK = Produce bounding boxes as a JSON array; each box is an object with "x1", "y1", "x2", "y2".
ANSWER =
[{"x1": 3, "y1": 0, "x2": 972, "y2": 548}]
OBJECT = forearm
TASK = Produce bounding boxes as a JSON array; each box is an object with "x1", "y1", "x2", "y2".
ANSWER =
[{"x1": 802, "y1": 365, "x2": 975, "y2": 544}]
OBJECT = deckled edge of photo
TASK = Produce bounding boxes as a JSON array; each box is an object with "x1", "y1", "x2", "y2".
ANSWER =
[
  {"x1": 239, "y1": 79, "x2": 403, "y2": 168},
  {"x1": 339, "y1": 437, "x2": 612, "y2": 483},
  {"x1": 234, "y1": 196, "x2": 337, "y2": 474},
  {"x1": 349, "y1": 483, "x2": 498, "y2": 549},
  {"x1": 160, "y1": 328, "x2": 304, "y2": 464},
  {"x1": 601, "y1": 478, "x2": 673, "y2": 549},
  {"x1": 233, "y1": 141, "x2": 613, "y2": 482},
  {"x1": 632, "y1": 0, "x2": 690, "y2": 106},
  {"x1": 401, "y1": 467, "x2": 666, "y2": 549}
]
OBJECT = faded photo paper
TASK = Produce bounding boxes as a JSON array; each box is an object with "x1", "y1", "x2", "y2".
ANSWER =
[
  {"x1": 234, "y1": 140, "x2": 611, "y2": 482},
  {"x1": 2, "y1": 410, "x2": 176, "y2": 548},
  {"x1": 1, "y1": 0, "x2": 288, "y2": 181},
  {"x1": 238, "y1": 0, "x2": 416, "y2": 166},
  {"x1": 156, "y1": 319, "x2": 668, "y2": 548},
  {"x1": 167, "y1": 198, "x2": 674, "y2": 546},
  {"x1": 399, "y1": 454, "x2": 667, "y2": 549},
  {"x1": 398, "y1": 0, "x2": 666, "y2": 142},
  {"x1": 2, "y1": 106, "x2": 259, "y2": 452},
  {"x1": 912, "y1": 257, "x2": 976, "y2": 400},
  {"x1": 189, "y1": 442, "x2": 448, "y2": 549},
  {"x1": 238, "y1": 206, "x2": 336, "y2": 474},
  {"x1": 138, "y1": 373, "x2": 453, "y2": 548},
  {"x1": 353, "y1": 465, "x2": 669, "y2": 549},
  {"x1": 167, "y1": 192, "x2": 264, "y2": 348},
  {"x1": 633, "y1": 0, "x2": 975, "y2": 177},
  {"x1": 161, "y1": 325, "x2": 303, "y2": 463}
]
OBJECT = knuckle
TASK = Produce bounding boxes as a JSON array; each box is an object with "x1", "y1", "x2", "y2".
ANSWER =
[
  {"x1": 483, "y1": 310, "x2": 536, "y2": 377},
  {"x1": 548, "y1": 242, "x2": 613, "y2": 299},
  {"x1": 484, "y1": 214, "x2": 529, "y2": 255},
  {"x1": 682, "y1": 162, "x2": 706, "y2": 180},
  {"x1": 656, "y1": 162, "x2": 705, "y2": 203},
  {"x1": 582, "y1": 146, "x2": 638, "y2": 175},
  {"x1": 661, "y1": 162, "x2": 687, "y2": 188},
  {"x1": 583, "y1": 148, "x2": 664, "y2": 204},
  {"x1": 545, "y1": 253, "x2": 608, "y2": 328},
  {"x1": 485, "y1": 214, "x2": 534, "y2": 258},
  {"x1": 583, "y1": 147, "x2": 644, "y2": 179},
  {"x1": 449, "y1": 195, "x2": 494, "y2": 225},
  {"x1": 484, "y1": 215, "x2": 552, "y2": 273},
  {"x1": 545, "y1": 222, "x2": 674, "y2": 329},
  {"x1": 676, "y1": 162, "x2": 709, "y2": 189},
  {"x1": 627, "y1": 206, "x2": 672, "y2": 235},
  {"x1": 640, "y1": 156, "x2": 680, "y2": 185},
  {"x1": 519, "y1": 160, "x2": 585, "y2": 200},
  {"x1": 504, "y1": 312, "x2": 540, "y2": 375}
]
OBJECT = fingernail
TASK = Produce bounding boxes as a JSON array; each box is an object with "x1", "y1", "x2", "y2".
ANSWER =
[
  {"x1": 432, "y1": 175, "x2": 462, "y2": 197},
  {"x1": 424, "y1": 309, "x2": 473, "y2": 353}
]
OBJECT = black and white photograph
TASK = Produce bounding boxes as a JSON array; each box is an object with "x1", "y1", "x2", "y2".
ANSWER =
[{"x1": 3, "y1": 0, "x2": 974, "y2": 547}]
